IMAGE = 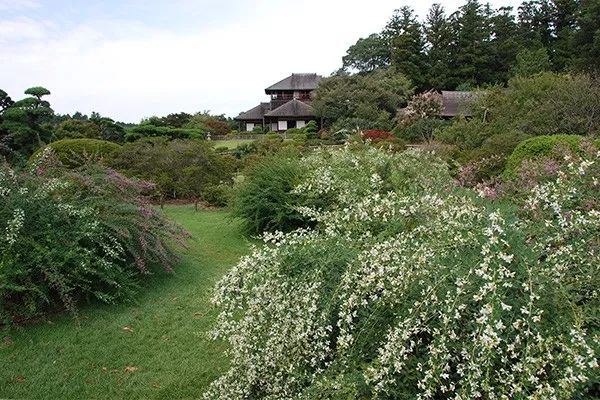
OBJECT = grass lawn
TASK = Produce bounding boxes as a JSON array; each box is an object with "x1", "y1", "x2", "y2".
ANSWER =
[
  {"x1": 211, "y1": 139, "x2": 254, "y2": 149},
  {"x1": 0, "y1": 206, "x2": 250, "y2": 399}
]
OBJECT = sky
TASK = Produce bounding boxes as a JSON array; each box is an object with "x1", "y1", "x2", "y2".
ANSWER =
[{"x1": 0, "y1": 0, "x2": 523, "y2": 123}]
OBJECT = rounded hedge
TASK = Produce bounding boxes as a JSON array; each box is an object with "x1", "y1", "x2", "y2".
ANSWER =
[
  {"x1": 504, "y1": 134, "x2": 587, "y2": 176},
  {"x1": 33, "y1": 139, "x2": 121, "y2": 167}
]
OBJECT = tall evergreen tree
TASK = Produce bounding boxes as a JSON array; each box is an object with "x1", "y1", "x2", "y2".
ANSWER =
[
  {"x1": 549, "y1": 0, "x2": 581, "y2": 70},
  {"x1": 518, "y1": 0, "x2": 553, "y2": 48},
  {"x1": 424, "y1": 4, "x2": 453, "y2": 89},
  {"x1": 573, "y1": 0, "x2": 600, "y2": 72},
  {"x1": 448, "y1": 0, "x2": 492, "y2": 87},
  {"x1": 385, "y1": 7, "x2": 428, "y2": 89},
  {"x1": 489, "y1": 6, "x2": 522, "y2": 83},
  {"x1": 342, "y1": 34, "x2": 390, "y2": 73}
]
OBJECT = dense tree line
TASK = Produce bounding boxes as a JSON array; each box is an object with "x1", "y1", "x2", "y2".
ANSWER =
[{"x1": 342, "y1": 0, "x2": 600, "y2": 90}]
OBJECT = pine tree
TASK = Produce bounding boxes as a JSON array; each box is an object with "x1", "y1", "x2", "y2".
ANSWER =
[
  {"x1": 549, "y1": 0, "x2": 580, "y2": 70},
  {"x1": 518, "y1": 0, "x2": 553, "y2": 48},
  {"x1": 385, "y1": 6, "x2": 428, "y2": 89},
  {"x1": 424, "y1": 4, "x2": 453, "y2": 89},
  {"x1": 573, "y1": 0, "x2": 600, "y2": 72},
  {"x1": 448, "y1": 0, "x2": 492, "y2": 88},
  {"x1": 489, "y1": 6, "x2": 521, "y2": 83}
]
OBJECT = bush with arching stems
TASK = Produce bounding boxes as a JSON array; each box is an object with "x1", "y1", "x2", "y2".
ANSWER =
[
  {"x1": 0, "y1": 149, "x2": 188, "y2": 322},
  {"x1": 206, "y1": 146, "x2": 599, "y2": 399},
  {"x1": 31, "y1": 138, "x2": 121, "y2": 168}
]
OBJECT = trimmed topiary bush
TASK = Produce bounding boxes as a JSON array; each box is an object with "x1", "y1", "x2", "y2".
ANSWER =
[
  {"x1": 504, "y1": 134, "x2": 586, "y2": 176},
  {"x1": 33, "y1": 139, "x2": 121, "y2": 168}
]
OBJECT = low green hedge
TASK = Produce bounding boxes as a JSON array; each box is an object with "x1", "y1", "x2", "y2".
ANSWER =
[{"x1": 32, "y1": 139, "x2": 121, "y2": 167}]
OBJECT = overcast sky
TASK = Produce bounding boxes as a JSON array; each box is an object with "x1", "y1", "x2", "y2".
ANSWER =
[{"x1": 1, "y1": 0, "x2": 523, "y2": 122}]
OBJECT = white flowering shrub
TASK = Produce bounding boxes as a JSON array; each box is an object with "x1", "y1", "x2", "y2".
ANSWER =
[
  {"x1": 206, "y1": 146, "x2": 599, "y2": 399},
  {"x1": 0, "y1": 150, "x2": 187, "y2": 322}
]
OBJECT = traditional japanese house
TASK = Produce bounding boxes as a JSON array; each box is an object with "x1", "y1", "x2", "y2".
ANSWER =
[{"x1": 235, "y1": 73, "x2": 322, "y2": 132}]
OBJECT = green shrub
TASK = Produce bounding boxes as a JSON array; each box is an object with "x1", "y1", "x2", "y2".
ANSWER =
[
  {"x1": 284, "y1": 128, "x2": 304, "y2": 136},
  {"x1": 109, "y1": 139, "x2": 235, "y2": 204},
  {"x1": 0, "y1": 152, "x2": 187, "y2": 322},
  {"x1": 372, "y1": 137, "x2": 407, "y2": 152},
  {"x1": 52, "y1": 120, "x2": 103, "y2": 141},
  {"x1": 207, "y1": 147, "x2": 599, "y2": 399},
  {"x1": 32, "y1": 139, "x2": 121, "y2": 168},
  {"x1": 232, "y1": 154, "x2": 309, "y2": 235},
  {"x1": 395, "y1": 118, "x2": 449, "y2": 144},
  {"x1": 124, "y1": 125, "x2": 205, "y2": 142},
  {"x1": 504, "y1": 134, "x2": 586, "y2": 176},
  {"x1": 457, "y1": 131, "x2": 532, "y2": 185}
]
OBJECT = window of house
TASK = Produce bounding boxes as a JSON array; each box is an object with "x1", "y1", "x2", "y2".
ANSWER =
[
  {"x1": 246, "y1": 123, "x2": 254, "y2": 132},
  {"x1": 278, "y1": 120, "x2": 288, "y2": 131}
]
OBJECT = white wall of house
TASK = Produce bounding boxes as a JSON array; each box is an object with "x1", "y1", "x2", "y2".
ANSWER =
[
  {"x1": 245, "y1": 123, "x2": 255, "y2": 132},
  {"x1": 271, "y1": 122, "x2": 278, "y2": 131},
  {"x1": 296, "y1": 120, "x2": 306, "y2": 129},
  {"x1": 278, "y1": 120, "x2": 288, "y2": 131}
]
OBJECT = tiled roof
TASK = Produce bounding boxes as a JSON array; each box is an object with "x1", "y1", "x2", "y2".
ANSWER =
[
  {"x1": 265, "y1": 99, "x2": 316, "y2": 118},
  {"x1": 441, "y1": 91, "x2": 481, "y2": 117},
  {"x1": 235, "y1": 102, "x2": 270, "y2": 121},
  {"x1": 265, "y1": 73, "x2": 322, "y2": 92}
]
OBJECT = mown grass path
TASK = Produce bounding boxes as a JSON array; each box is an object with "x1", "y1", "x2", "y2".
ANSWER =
[{"x1": 0, "y1": 207, "x2": 250, "y2": 399}]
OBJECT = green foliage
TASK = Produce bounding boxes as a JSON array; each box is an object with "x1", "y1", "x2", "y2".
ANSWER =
[
  {"x1": 109, "y1": 139, "x2": 235, "y2": 203},
  {"x1": 0, "y1": 89, "x2": 14, "y2": 111},
  {"x1": 439, "y1": 73, "x2": 600, "y2": 181},
  {"x1": 232, "y1": 154, "x2": 309, "y2": 235},
  {"x1": 0, "y1": 87, "x2": 54, "y2": 163},
  {"x1": 207, "y1": 147, "x2": 599, "y2": 399},
  {"x1": 304, "y1": 120, "x2": 318, "y2": 132},
  {"x1": 337, "y1": 0, "x2": 598, "y2": 91},
  {"x1": 32, "y1": 139, "x2": 121, "y2": 168},
  {"x1": 394, "y1": 118, "x2": 449, "y2": 143},
  {"x1": 504, "y1": 134, "x2": 587, "y2": 176},
  {"x1": 124, "y1": 125, "x2": 205, "y2": 142},
  {"x1": 52, "y1": 119, "x2": 103, "y2": 141},
  {"x1": 0, "y1": 156, "x2": 187, "y2": 321},
  {"x1": 185, "y1": 112, "x2": 233, "y2": 135},
  {"x1": 386, "y1": 7, "x2": 427, "y2": 89},
  {"x1": 0, "y1": 208, "x2": 248, "y2": 399},
  {"x1": 141, "y1": 112, "x2": 193, "y2": 128},
  {"x1": 510, "y1": 47, "x2": 551, "y2": 77},
  {"x1": 312, "y1": 69, "x2": 413, "y2": 130},
  {"x1": 342, "y1": 33, "x2": 390, "y2": 73}
]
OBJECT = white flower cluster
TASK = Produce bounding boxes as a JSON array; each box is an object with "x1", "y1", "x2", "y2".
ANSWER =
[
  {"x1": 5, "y1": 208, "x2": 25, "y2": 246},
  {"x1": 206, "y1": 147, "x2": 599, "y2": 399}
]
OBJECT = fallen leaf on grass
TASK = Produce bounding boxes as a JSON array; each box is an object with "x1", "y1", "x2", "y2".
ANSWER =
[
  {"x1": 152, "y1": 383, "x2": 161, "y2": 389},
  {"x1": 124, "y1": 366, "x2": 139, "y2": 374},
  {"x1": 15, "y1": 375, "x2": 26, "y2": 382},
  {"x1": 194, "y1": 312, "x2": 205, "y2": 317},
  {"x1": 122, "y1": 326, "x2": 134, "y2": 333}
]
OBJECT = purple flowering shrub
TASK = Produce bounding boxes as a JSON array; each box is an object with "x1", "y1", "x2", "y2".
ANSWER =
[{"x1": 0, "y1": 149, "x2": 188, "y2": 322}]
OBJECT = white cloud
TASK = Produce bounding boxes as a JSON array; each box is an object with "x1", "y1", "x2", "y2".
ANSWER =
[
  {"x1": 0, "y1": 0, "x2": 40, "y2": 11},
  {"x1": 0, "y1": 0, "x2": 524, "y2": 122}
]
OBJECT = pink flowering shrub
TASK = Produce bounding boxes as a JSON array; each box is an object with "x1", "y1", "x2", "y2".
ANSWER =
[
  {"x1": 0, "y1": 149, "x2": 188, "y2": 322},
  {"x1": 205, "y1": 146, "x2": 599, "y2": 399}
]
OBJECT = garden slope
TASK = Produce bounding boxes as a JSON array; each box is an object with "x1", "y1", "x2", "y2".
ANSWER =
[{"x1": 0, "y1": 207, "x2": 249, "y2": 400}]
